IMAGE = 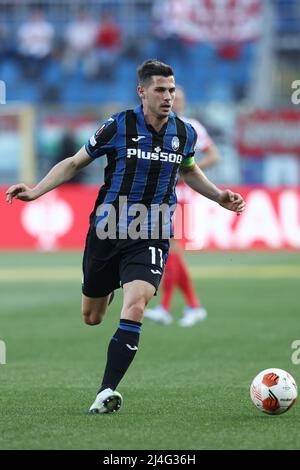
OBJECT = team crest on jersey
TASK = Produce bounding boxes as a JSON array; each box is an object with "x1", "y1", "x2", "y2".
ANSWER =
[{"x1": 172, "y1": 136, "x2": 180, "y2": 151}]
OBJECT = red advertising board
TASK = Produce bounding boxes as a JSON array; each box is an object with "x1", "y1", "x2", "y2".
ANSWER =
[
  {"x1": 1, "y1": 184, "x2": 300, "y2": 251},
  {"x1": 175, "y1": 183, "x2": 300, "y2": 250},
  {"x1": 1, "y1": 185, "x2": 98, "y2": 250}
]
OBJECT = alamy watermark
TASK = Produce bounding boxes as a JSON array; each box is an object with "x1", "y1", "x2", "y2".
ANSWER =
[
  {"x1": 291, "y1": 80, "x2": 300, "y2": 105},
  {"x1": 0, "y1": 340, "x2": 6, "y2": 364},
  {"x1": 291, "y1": 340, "x2": 300, "y2": 365},
  {"x1": 0, "y1": 80, "x2": 6, "y2": 104},
  {"x1": 94, "y1": 196, "x2": 198, "y2": 245}
]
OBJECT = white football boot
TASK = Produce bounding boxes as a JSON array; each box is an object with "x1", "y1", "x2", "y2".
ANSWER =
[
  {"x1": 89, "y1": 388, "x2": 123, "y2": 414},
  {"x1": 178, "y1": 307, "x2": 207, "y2": 327},
  {"x1": 144, "y1": 305, "x2": 173, "y2": 325}
]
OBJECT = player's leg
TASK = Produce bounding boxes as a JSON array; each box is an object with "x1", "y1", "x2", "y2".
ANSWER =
[
  {"x1": 98, "y1": 280, "x2": 154, "y2": 389},
  {"x1": 144, "y1": 238, "x2": 178, "y2": 324},
  {"x1": 82, "y1": 230, "x2": 120, "y2": 326},
  {"x1": 143, "y1": 257, "x2": 176, "y2": 324},
  {"x1": 168, "y1": 239, "x2": 207, "y2": 325},
  {"x1": 146, "y1": 237, "x2": 207, "y2": 326},
  {"x1": 161, "y1": 254, "x2": 178, "y2": 312},
  {"x1": 81, "y1": 292, "x2": 113, "y2": 326},
  {"x1": 89, "y1": 280, "x2": 155, "y2": 414},
  {"x1": 122, "y1": 279, "x2": 155, "y2": 321},
  {"x1": 161, "y1": 237, "x2": 180, "y2": 312},
  {"x1": 100, "y1": 240, "x2": 167, "y2": 389},
  {"x1": 175, "y1": 250, "x2": 207, "y2": 327},
  {"x1": 144, "y1": 237, "x2": 204, "y2": 325},
  {"x1": 89, "y1": 240, "x2": 168, "y2": 413},
  {"x1": 176, "y1": 251, "x2": 200, "y2": 309},
  {"x1": 167, "y1": 239, "x2": 201, "y2": 309}
]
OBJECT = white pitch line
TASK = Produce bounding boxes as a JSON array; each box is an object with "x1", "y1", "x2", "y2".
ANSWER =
[{"x1": 0, "y1": 265, "x2": 299, "y2": 282}]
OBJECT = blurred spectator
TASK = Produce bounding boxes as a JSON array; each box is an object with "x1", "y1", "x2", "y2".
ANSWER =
[
  {"x1": 91, "y1": 12, "x2": 122, "y2": 80},
  {"x1": 0, "y1": 0, "x2": 261, "y2": 107},
  {"x1": 17, "y1": 9, "x2": 54, "y2": 79},
  {"x1": 63, "y1": 10, "x2": 97, "y2": 78}
]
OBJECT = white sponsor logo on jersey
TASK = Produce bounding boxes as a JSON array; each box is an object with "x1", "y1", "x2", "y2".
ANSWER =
[{"x1": 126, "y1": 148, "x2": 182, "y2": 164}]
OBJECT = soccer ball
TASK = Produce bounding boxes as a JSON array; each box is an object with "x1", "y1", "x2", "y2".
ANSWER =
[{"x1": 250, "y1": 368, "x2": 297, "y2": 415}]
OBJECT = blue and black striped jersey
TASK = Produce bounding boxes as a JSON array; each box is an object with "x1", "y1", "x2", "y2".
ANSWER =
[{"x1": 85, "y1": 105, "x2": 197, "y2": 237}]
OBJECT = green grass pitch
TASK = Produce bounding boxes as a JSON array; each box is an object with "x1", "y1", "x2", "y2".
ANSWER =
[{"x1": 0, "y1": 251, "x2": 299, "y2": 450}]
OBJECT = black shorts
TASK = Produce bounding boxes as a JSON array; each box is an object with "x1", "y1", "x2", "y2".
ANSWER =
[{"x1": 82, "y1": 228, "x2": 170, "y2": 298}]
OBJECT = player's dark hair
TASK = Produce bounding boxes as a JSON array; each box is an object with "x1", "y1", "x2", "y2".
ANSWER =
[{"x1": 137, "y1": 59, "x2": 174, "y2": 85}]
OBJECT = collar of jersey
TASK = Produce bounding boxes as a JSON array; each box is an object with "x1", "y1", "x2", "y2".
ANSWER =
[{"x1": 134, "y1": 104, "x2": 175, "y2": 136}]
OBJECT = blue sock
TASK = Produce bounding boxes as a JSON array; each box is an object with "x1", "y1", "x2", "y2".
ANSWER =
[{"x1": 99, "y1": 319, "x2": 142, "y2": 392}]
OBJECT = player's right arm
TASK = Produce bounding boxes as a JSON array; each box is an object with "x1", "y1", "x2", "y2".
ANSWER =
[{"x1": 6, "y1": 146, "x2": 92, "y2": 204}]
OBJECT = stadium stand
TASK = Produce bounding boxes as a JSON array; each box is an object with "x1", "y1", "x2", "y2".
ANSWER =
[{"x1": 0, "y1": 0, "x2": 261, "y2": 104}]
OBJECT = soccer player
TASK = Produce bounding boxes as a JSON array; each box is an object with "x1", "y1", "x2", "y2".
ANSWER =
[
  {"x1": 6, "y1": 59, "x2": 245, "y2": 414},
  {"x1": 144, "y1": 86, "x2": 220, "y2": 327}
]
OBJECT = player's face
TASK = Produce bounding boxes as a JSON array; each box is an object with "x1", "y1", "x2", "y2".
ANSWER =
[{"x1": 138, "y1": 76, "x2": 176, "y2": 120}]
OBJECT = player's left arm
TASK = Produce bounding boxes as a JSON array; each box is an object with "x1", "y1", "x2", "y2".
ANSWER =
[{"x1": 179, "y1": 163, "x2": 245, "y2": 215}]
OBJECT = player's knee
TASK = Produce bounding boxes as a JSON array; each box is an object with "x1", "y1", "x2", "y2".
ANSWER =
[
  {"x1": 123, "y1": 301, "x2": 145, "y2": 322},
  {"x1": 84, "y1": 316, "x2": 102, "y2": 326},
  {"x1": 83, "y1": 314, "x2": 102, "y2": 326},
  {"x1": 82, "y1": 309, "x2": 104, "y2": 326}
]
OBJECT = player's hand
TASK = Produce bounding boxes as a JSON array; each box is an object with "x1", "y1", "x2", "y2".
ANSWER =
[
  {"x1": 6, "y1": 184, "x2": 37, "y2": 204},
  {"x1": 218, "y1": 189, "x2": 245, "y2": 215}
]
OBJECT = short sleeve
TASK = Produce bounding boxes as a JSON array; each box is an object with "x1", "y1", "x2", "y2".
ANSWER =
[{"x1": 85, "y1": 117, "x2": 117, "y2": 159}]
